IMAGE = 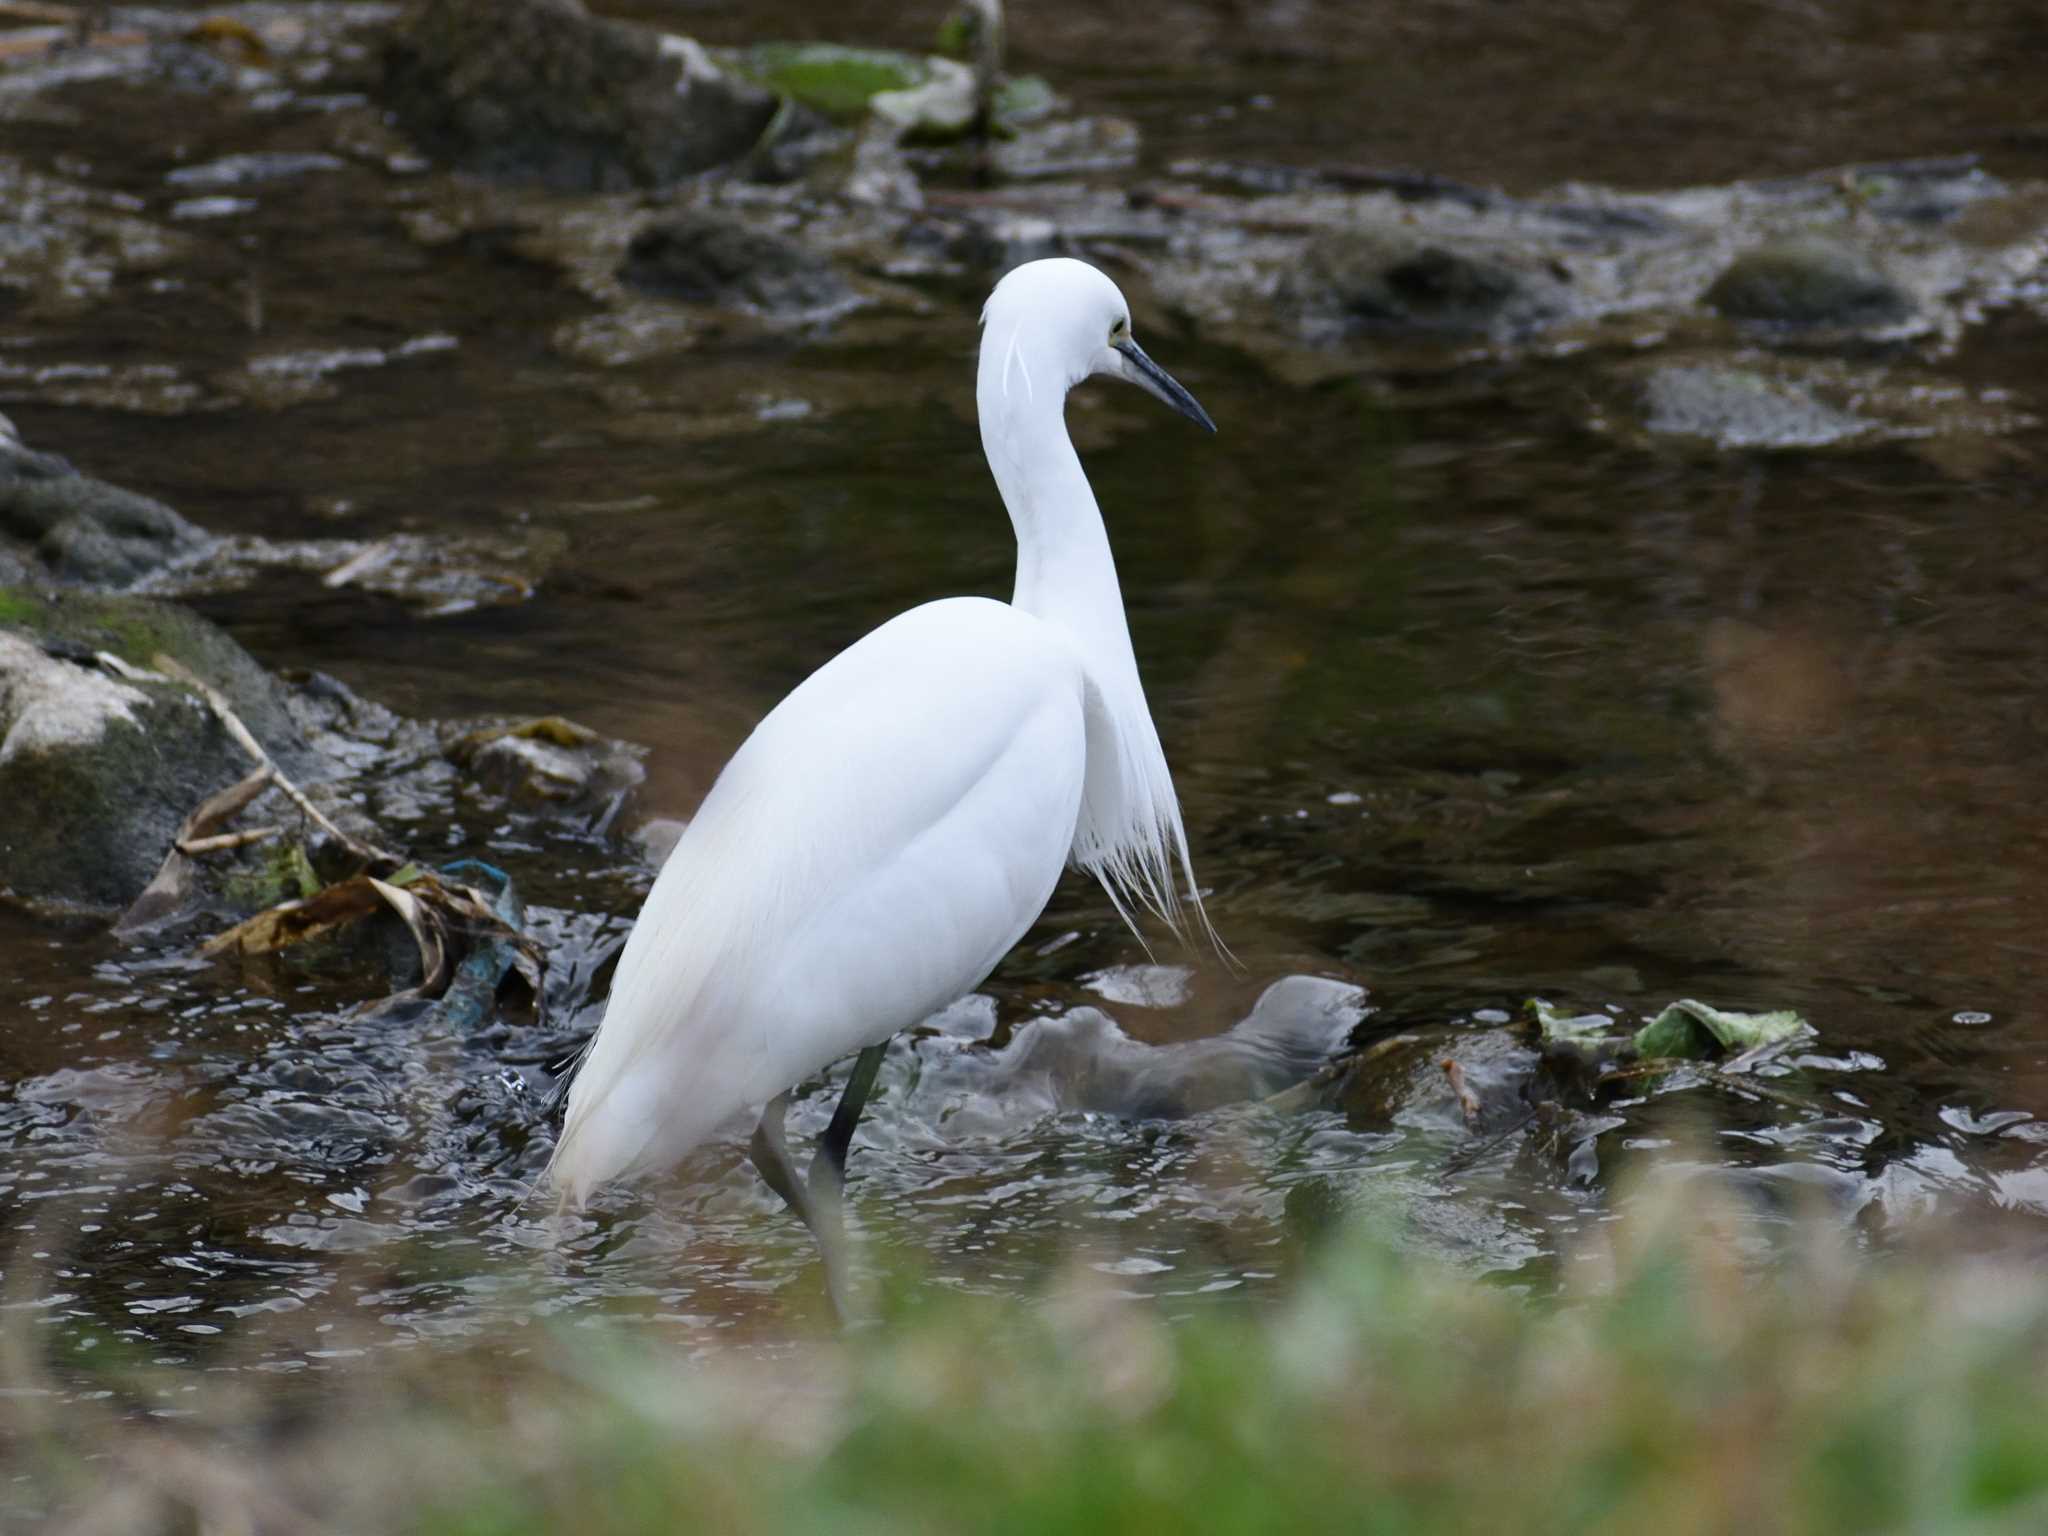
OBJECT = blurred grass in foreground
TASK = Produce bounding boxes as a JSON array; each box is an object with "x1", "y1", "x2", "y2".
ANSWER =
[{"x1": 11, "y1": 1181, "x2": 2048, "y2": 1535}]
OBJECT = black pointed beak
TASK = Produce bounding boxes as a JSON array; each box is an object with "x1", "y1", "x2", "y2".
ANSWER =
[{"x1": 1113, "y1": 337, "x2": 1216, "y2": 434}]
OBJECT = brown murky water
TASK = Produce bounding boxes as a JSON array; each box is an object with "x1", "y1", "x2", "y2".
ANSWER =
[{"x1": 3, "y1": 0, "x2": 2047, "y2": 1374}]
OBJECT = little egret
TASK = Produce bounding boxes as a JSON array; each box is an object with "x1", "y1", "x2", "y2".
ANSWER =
[{"x1": 547, "y1": 257, "x2": 1216, "y2": 1308}]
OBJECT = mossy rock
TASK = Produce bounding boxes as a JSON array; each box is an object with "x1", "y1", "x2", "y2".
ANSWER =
[
  {"x1": 0, "y1": 590, "x2": 318, "y2": 914},
  {"x1": 0, "y1": 587, "x2": 311, "y2": 770}
]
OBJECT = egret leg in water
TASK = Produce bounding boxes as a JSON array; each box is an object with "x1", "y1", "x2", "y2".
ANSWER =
[
  {"x1": 745, "y1": 1042, "x2": 886, "y2": 1314},
  {"x1": 546, "y1": 258, "x2": 1219, "y2": 1316}
]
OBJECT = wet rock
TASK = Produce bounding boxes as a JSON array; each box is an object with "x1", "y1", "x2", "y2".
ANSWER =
[
  {"x1": 907, "y1": 975, "x2": 1370, "y2": 1131},
  {"x1": 988, "y1": 116, "x2": 1140, "y2": 180},
  {"x1": 2, "y1": 588, "x2": 313, "y2": 765},
  {"x1": 0, "y1": 591, "x2": 317, "y2": 914},
  {"x1": 448, "y1": 716, "x2": 644, "y2": 817},
  {"x1": 1607, "y1": 354, "x2": 2034, "y2": 455},
  {"x1": 1148, "y1": 159, "x2": 2047, "y2": 383},
  {"x1": 0, "y1": 358, "x2": 218, "y2": 417},
  {"x1": 0, "y1": 433, "x2": 212, "y2": 587},
  {"x1": 629, "y1": 816, "x2": 686, "y2": 869},
  {"x1": 141, "y1": 527, "x2": 564, "y2": 617},
  {"x1": 142, "y1": 38, "x2": 243, "y2": 94},
  {"x1": 165, "y1": 152, "x2": 347, "y2": 189},
  {"x1": 1283, "y1": 1026, "x2": 1537, "y2": 1135},
  {"x1": 618, "y1": 211, "x2": 853, "y2": 314},
  {"x1": 948, "y1": 211, "x2": 1063, "y2": 272},
  {"x1": 1705, "y1": 236, "x2": 1913, "y2": 327},
  {"x1": 549, "y1": 307, "x2": 702, "y2": 369},
  {"x1": 1640, "y1": 364, "x2": 1870, "y2": 450},
  {"x1": 1285, "y1": 228, "x2": 1571, "y2": 338},
  {"x1": 0, "y1": 156, "x2": 191, "y2": 318},
  {"x1": 0, "y1": 462, "x2": 211, "y2": 589},
  {"x1": 379, "y1": 0, "x2": 778, "y2": 191}
]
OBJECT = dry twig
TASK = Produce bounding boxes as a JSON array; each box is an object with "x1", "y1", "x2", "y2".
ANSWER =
[
  {"x1": 152, "y1": 653, "x2": 403, "y2": 870},
  {"x1": 321, "y1": 538, "x2": 396, "y2": 589},
  {"x1": 176, "y1": 825, "x2": 283, "y2": 856}
]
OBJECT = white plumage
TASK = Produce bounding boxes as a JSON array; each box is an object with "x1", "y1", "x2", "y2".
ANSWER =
[{"x1": 547, "y1": 259, "x2": 1217, "y2": 1270}]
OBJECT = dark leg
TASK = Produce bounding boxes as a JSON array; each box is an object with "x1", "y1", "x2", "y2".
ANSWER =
[
  {"x1": 802, "y1": 1042, "x2": 889, "y2": 1320},
  {"x1": 746, "y1": 1042, "x2": 890, "y2": 1321},
  {"x1": 809, "y1": 1042, "x2": 889, "y2": 1196},
  {"x1": 747, "y1": 1091, "x2": 818, "y2": 1234}
]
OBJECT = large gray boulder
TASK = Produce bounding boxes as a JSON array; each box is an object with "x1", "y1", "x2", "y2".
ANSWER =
[
  {"x1": 0, "y1": 590, "x2": 314, "y2": 915},
  {"x1": 380, "y1": 0, "x2": 781, "y2": 191}
]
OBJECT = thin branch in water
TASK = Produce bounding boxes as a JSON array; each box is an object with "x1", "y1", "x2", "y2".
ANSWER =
[
  {"x1": 322, "y1": 539, "x2": 396, "y2": 589},
  {"x1": 176, "y1": 826, "x2": 282, "y2": 856},
  {"x1": 151, "y1": 653, "x2": 403, "y2": 870}
]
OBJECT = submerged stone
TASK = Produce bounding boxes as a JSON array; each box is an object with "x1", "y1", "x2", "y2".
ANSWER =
[
  {"x1": 906, "y1": 976, "x2": 1371, "y2": 1129},
  {"x1": 618, "y1": 211, "x2": 853, "y2": 314},
  {"x1": 380, "y1": 0, "x2": 779, "y2": 190},
  {"x1": 1641, "y1": 364, "x2": 1871, "y2": 449},
  {"x1": 1287, "y1": 228, "x2": 1571, "y2": 338},
  {"x1": 1704, "y1": 236, "x2": 1913, "y2": 327}
]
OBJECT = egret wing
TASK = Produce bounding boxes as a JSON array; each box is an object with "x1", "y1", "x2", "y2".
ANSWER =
[{"x1": 549, "y1": 598, "x2": 1086, "y2": 1202}]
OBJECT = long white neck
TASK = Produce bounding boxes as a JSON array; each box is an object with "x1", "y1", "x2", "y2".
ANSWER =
[
  {"x1": 975, "y1": 331, "x2": 1206, "y2": 942},
  {"x1": 977, "y1": 345, "x2": 1138, "y2": 686}
]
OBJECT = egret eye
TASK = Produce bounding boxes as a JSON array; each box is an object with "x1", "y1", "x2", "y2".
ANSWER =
[{"x1": 1108, "y1": 317, "x2": 1129, "y2": 343}]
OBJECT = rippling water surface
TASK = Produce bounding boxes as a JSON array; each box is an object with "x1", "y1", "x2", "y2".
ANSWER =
[{"x1": 4, "y1": 0, "x2": 2048, "y2": 1379}]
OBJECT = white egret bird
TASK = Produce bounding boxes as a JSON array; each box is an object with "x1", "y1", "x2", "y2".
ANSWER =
[{"x1": 547, "y1": 257, "x2": 1216, "y2": 1308}]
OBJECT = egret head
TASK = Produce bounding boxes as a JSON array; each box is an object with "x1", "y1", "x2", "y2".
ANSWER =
[{"x1": 981, "y1": 257, "x2": 1216, "y2": 433}]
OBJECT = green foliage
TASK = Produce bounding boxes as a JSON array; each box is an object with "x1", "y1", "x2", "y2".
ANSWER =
[
  {"x1": 0, "y1": 586, "x2": 41, "y2": 626},
  {"x1": 1631, "y1": 999, "x2": 1808, "y2": 1060},
  {"x1": 733, "y1": 44, "x2": 930, "y2": 120},
  {"x1": 16, "y1": 1196, "x2": 2048, "y2": 1534},
  {"x1": 1529, "y1": 995, "x2": 1810, "y2": 1061}
]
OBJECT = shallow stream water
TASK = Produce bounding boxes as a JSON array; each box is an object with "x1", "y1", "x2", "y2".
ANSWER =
[{"x1": 3, "y1": 0, "x2": 2047, "y2": 1377}]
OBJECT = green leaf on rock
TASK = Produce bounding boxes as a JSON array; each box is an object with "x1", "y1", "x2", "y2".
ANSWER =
[
  {"x1": 731, "y1": 43, "x2": 930, "y2": 120},
  {"x1": 1632, "y1": 999, "x2": 1808, "y2": 1061},
  {"x1": 723, "y1": 41, "x2": 1057, "y2": 137}
]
